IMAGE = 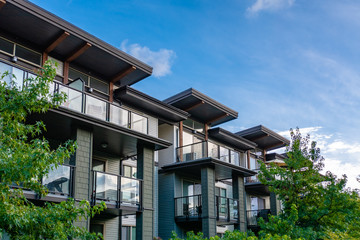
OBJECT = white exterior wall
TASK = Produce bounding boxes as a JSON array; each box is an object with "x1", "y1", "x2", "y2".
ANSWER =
[{"x1": 158, "y1": 124, "x2": 178, "y2": 168}]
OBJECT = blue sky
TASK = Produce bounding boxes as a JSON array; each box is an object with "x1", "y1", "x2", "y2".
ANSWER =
[{"x1": 30, "y1": 0, "x2": 360, "y2": 189}]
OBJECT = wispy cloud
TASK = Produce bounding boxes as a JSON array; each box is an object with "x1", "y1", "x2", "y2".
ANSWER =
[
  {"x1": 278, "y1": 127, "x2": 360, "y2": 189},
  {"x1": 246, "y1": 0, "x2": 295, "y2": 15},
  {"x1": 120, "y1": 40, "x2": 176, "y2": 77}
]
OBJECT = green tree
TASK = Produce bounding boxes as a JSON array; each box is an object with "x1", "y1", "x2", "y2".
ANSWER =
[
  {"x1": 258, "y1": 128, "x2": 360, "y2": 239},
  {"x1": 0, "y1": 63, "x2": 105, "y2": 239}
]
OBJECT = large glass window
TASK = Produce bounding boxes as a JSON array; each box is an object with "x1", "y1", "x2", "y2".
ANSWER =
[
  {"x1": 68, "y1": 67, "x2": 109, "y2": 94},
  {"x1": 0, "y1": 37, "x2": 14, "y2": 54},
  {"x1": 15, "y1": 45, "x2": 41, "y2": 65},
  {"x1": 182, "y1": 119, "x2": 205, "y2": 133},
  {"x1": 92, "y1": 159, "x2": 105, "y2": 172}
]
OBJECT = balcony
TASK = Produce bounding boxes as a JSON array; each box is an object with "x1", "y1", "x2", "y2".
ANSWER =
[
  {"x1": 91, "y1": 171, "x2": 142, "y2": 210},
  {"x1": 52, "y1": 81, "x2": 148, "y2": 134},
  {"x1": 245, "y1": 169, "x2": 261, "y2": 184},
  {"x1": 174, "y1": 195, "x2": 239, "y2": 224},
  {"x1": 176, "y1": 141, "x2": 247, "y2": 168},
  {"x1": 246, "y1": 209, "x2": 271, "y2": 227}
]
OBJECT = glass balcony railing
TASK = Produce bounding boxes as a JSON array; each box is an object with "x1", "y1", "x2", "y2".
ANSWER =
[
  {"x1": 174, "y1": 195, "x2": 239, "y2": 223},
  {"x1": 55, "y1": 81, "x2": 148, "y2": 134},
  {"x1": 246, "y1": 209, "x2": 271, "y2": 226},
  {"x1": 42, "y1": 164, "x2": 74, "y2": 196},
  {"x1": 175, "y1": 195, "x2": 202, "y2": 217},
  {"x1": 216, "y1": 196, "x2": 239, "y2": 222},
  {"x1": 176, "y1": 141, "x2": 247, "y2": 168},
  {"x1": 91, "y1": 171, "x2": 142, "y2": 208},
  {"x1": 245, "y1": 169, "x2": 261, "y2": 183}
]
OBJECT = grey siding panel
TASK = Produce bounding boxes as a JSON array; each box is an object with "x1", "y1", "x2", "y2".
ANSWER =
[
  {"x1": 136, "y1": 147, "x2": 154, "y2": 240},
  {"x1": 107, "y1": 156, "x2": 120, "y2": 175},
  {"x1": 201, "y1": 167, "x2": 216, "y2": 238},
  {"x1": 105, "y1": 217, "x2": 119, "y2": 240},
  {"x1": 158, "y1": 173, "x2": 178, "y2": 240},
  {"x1": 233, "y1": 176, "x2": 246, "y2": 231},
  {"x1": 74, "y1": 128, "x2": 92, "y2": 229}
]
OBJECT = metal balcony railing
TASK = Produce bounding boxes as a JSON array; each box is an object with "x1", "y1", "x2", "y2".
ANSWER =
[
  {"x1": 246, "y1": 209, "x2": 271, "y2": 226},
  {"x1": 176, "y1": 141, "x2": 247, "y2": 168},
  {"x1": 175, "y1": 195, "x2": 202, "y2": 217},
  {"x1": 91, "y1": 171, "x2": 143, "y2": 209}
]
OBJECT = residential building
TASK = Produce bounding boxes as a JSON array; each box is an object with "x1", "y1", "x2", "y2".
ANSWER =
[
  {"x1": 157, "y1": 89, "x2": 289, "y2": 239},
  {"x1": 0, "y1": 1, "x2": 289, "y2": 239}
]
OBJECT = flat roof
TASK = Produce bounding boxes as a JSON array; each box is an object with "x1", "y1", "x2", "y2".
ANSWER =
[
  {"x1": 164, "y1": 88, "x2": 238, "y2": 126},
  {"x1": 114, "y1": 86, "x2": 190, "y2": 123},
  {"x1": 0, "y1": 0, "x2": 152, "y2": 85},
  {"x1": 236, "y1": 125, "x2": 290, "y2": 151},
  {"x1": 208, "y1": 127, "x2": 257, "y2": 151}
]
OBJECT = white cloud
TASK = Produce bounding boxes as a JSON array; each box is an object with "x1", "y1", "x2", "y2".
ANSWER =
[
  {"x1": 277, "y1": 127, "x2": 360, "y2": 189},
  {"x1": 120, "y1": 40, "x2": 176, "y2": 78},
  {"x1": 247, "y1": 0, "x2": 295, "y2": 15}
]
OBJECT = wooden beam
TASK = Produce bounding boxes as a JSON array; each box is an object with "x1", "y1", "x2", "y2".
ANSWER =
[
  {"x1": 66, "y1": 42, "x2": 91, "y2": 62},
  {"x1": 204, "y1": 124, "x2": 209, "y2": 141},
  {"x1": 183, "y1": 100, "x2": 204, "y2": 112},
  {"x1": 45, "y1": 31, "x2": 70, "y2": 53},
  {"x1": 42, "y1": 52, "x2": 48, "y2": 66},
  {"x1": 263, "y1": 149, "x2": 267, "y2": 162},
  {"x1": 63, "y1": 61, "x2": 69, "y2": 84},
  {"x1": 111, "y1": 66, "x2": 136, "y2": 84},
  {"x1": 207, "y1": 113, "x2": 229, "y2": 125},
  {"x1": 0, "y1": 0, "x2": 6, "y2": 11},
  {"x1": 109, "y1": 82, "x2": 114, "y2": 102},
  {"x1": 179, "y1": 121, "x2": 183, "y2": 162}
]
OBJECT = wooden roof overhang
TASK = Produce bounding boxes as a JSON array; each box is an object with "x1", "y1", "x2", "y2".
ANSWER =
[
  {"x1": 160, "y1": 158, "x2": 256, "y2": 181},
  {"x1": 236, "y1": 125, "x2": 290, "y2": 151},
  {"x1": 208, "y1": 127, "x2": 257, "y2": 151},
  {"x1": 28, "y1": 107, "x2": 171, "y2": 158},
  {"x1": 114, "y1": 86, "x2": 190, "y2": 124},
  {"x1": 163, "y1": 88, "x2": 238, "y2": 126},
  {"x1": 0, "y1": 0, "x2": 152, "y2": 85}
]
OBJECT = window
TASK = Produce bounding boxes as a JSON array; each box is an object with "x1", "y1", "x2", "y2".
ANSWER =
[
  {"x1": 90, "y1": 224, "x2": 104, "y2": 236},
  {"x1": 183, "y1": 180, "x2": 201, "y2": 196},
  {"x1": 92, "y1": 159, "x2": 106, "y2": 172},
  {"x1": 48, "y1": 56, "x2": 64, "y2": 76},
  {"x1": 122, "y1": 226, "x2": 136, "y2": 240},
  {"x1": 0, "y1": 37, "x2": 41, "y2": 66},
  {"x1": 68, "y1": 67, "x2": 109, "y2": 94},
  {"x1": 15, "y1": 45, "x2": 41, "y2": 65},
  {"x1": 123, "y1": 165, "x2": 137, "y2": 179},
  {"x1": 182, "y1": 119, "x2": 205, "y2": 133},
  {"x1": 0, "y1": 37, "x2": 14, "y2": 55}
]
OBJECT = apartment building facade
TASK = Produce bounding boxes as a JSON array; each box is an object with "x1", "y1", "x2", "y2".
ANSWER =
[{"x1": 0, "y1": 1, "x2": 289, "y2": 239}]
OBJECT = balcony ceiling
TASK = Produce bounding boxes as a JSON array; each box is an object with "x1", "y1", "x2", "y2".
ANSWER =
[
  {"x1": 0, "y1": 0, "x2": 152, "y2": 85},
  {"x1": 163, "y1": 88, "x2": 238, "y2": 126},
  {"x1": 114, "y1": 86, "x2": 190, "y2": 123},
  {"x1": 236, "y1": 125, "x2": 290, "y2": 151},
  {"x1": 160, "y1": 158, "x2": 256, "y2": 180},
  {"x1": 208, "y1": 127, "x2": 257, "y2": 151},
  {"x1": 28, "y1": 108, "x2": 171, "y2": 158}
]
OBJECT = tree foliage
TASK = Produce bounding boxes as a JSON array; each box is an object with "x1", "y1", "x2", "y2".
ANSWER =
[
  {"x1": 258, "y1": 128, "x2": 360, "y2": 239},
  {"x1": 0, "y1": 63, "x2": 105, "y2": 239}
]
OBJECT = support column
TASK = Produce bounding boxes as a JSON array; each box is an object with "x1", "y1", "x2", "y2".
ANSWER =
[
  {"x1": 136, "y1": 146, "x2": 154, "y2": 240},
  {"x1": 232, "y1": 175, "x2": 246, "y2": 231},
  {"x1": 270, "y1": 192, "x2": 281, "y2": 216},
  {"x1": 201, "y1": 167, "x2": 216, "y2": 238},
  {"x1": 74, "y1": 128, "x2": 93, "y2": 230}
]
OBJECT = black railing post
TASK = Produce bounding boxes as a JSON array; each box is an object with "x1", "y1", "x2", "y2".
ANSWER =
[
  {"x1": 227, "y1": 198, "x2": 230, "y2": 222},
  {"x1": 117, "y1": 175, "x2": 121, "y2": 208},
  {"x1": 216, "y1": 196, "x2": 219, "y2": 220}
]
